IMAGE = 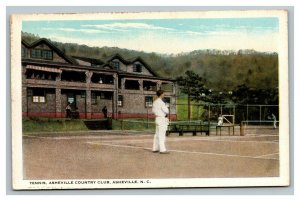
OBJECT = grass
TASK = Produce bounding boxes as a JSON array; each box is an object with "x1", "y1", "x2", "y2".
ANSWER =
[
  {"x1": 176, "y1": 97, "x2": 206, "y2": 120},
  {"x1": 23, "y1": 117, "x2": 88, "y2": 133},
  {"x1": 23, "y1": 118, "x2": 156, "y2": 133},
  {"x1": 22, "y1": 97, "x2": 208, "y2": 133}
]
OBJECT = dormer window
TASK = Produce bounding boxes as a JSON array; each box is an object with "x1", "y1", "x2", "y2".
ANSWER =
[
  {"x1": 31, "y1": 49, "x2": 53, "y2": 60},
  {"x1": 31, "y1": 49, "x2": 42, "y2": 58},
  {"x1": 111, "y1": 61, "x2": 120, "y2": 70},
  {"x1": 133, "y1": 64, "x2": 142, "y2": 73}
]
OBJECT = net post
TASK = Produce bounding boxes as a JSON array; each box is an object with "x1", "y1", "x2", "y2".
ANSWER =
[
  {"x1": 240, "y1": 121, "x2": 245, "y2": 136},
  {"x1": 259, "y1": 105, "x2": 262, "y2": 125},
  {"x1": 233, "y1": 105, "x2": 236, "y2": 124},
  {"x1": 208, "y1": 104, "x2": 211, "y2": 123}
]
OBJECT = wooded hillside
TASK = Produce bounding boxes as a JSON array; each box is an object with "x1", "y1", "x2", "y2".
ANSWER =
[{"x1": 22, "y1": 32, "x2": 278, "y2": 91}]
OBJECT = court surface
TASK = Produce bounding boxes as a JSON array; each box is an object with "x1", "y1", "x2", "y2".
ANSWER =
[{"x1": 23, "y1": 128, "x2": 279, "y2": 180}]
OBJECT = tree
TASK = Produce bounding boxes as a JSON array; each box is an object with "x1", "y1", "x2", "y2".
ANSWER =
[{"x1": 177, "y1": 71, "x2": 210, "y2": 120}]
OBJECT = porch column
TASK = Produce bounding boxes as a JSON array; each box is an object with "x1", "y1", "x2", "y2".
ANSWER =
[
  {"x1": 112, "y1": 90, "x2": 118, "y2": 119},
  {"x1": 86, "y1": 90, "x2": 92, "y2": 119},
  {"x1": 139, "y1": 79, "x2": 143, "y2": 91},
  {"x1": 55, "y1": 88, "x2": 62, "y2": 118},
  {"x1": 113, "y1": 73, "x2": 117, "y2": 85},
  {"x1": 56, "y1": 72, "x2": 61, "y2": 82},
  {"x1": 114, "y1": 74, "x2": 118, "y2": 119},
  {"x1": 85, "y1": 71, "x2": 93, "y2": 84},
  {"x1": 156, "y1": 81, "x2": 162, "y2": 91},
  {"x1": 121, "y1": 78, "x2": 125, "y2": 89}
]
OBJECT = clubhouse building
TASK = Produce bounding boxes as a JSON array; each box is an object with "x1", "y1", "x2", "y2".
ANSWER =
[{"x1": 21, "y1": 38, "x2": 177, "y2": 120}]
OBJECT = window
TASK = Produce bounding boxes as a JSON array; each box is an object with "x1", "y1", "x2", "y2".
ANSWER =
[
  {"x1": 111, "y1": 61, "x2": 120, "y2": 70},
  {"x1": 145, "y1": 96, "x2": 153, "y2": 107},
  {"x1": 22, "y1": 47, "x2": 27, "y2": 58},
  {"x1": 31, "y1": 49, "x2": 53, "y2": 60},
  {"x1": 133, "y1": 64, "x2": 142, "y2": 73},
  {"x1": 91, "y1": 92, "x2": 97, "y2": 105},
  {"x1": 43, "y1": 50, "x2": 53, "y2": 60},
  {"x1": 163, "y1": 97, "x2": 171, "y2": 107},
  {"x1": 32, "y1": 96, "x2": 45, "y2": 103},
  {"x1": 100, "y1": 92, "x2": 112, "y2": 100},
  {"x1": 31, "y1": 49, "x2": 42, "y2": 58},
  {"x1": 31, "y1": 88, "x2": 46, "y2": 103},
  {"x1": 118, "y1": 95, "x2": 123, "y2": 107}
]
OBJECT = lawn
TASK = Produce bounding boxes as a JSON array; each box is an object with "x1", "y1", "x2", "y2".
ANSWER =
[
  {"x1": 22, "y1": 97, "x2": 208, "y2": 133},
  {"x1": 23, "y1": 118, "x2": 88, "y2": 133},
  {"x1": 176, "y1": 97, "x2": 207, "y2": 120}
]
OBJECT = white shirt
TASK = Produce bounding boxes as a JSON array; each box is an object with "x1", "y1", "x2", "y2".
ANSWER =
[{"x1": 152, "y1": 98, "x2": 169, "y2": 117}]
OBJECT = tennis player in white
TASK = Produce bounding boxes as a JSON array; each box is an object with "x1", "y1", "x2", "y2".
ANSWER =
[{"x1": 152, "y1": 90, "x2": 170, "y2": 154}]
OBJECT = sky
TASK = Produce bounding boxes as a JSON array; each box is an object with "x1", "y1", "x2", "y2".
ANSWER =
[{"x1": 22, "y1": 18, "x2": 279, "y2": 54}]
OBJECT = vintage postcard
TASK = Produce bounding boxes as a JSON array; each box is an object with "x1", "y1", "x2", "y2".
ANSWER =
[{"x1": 11, "y1": 10, "x2": 289, "y2": 190}]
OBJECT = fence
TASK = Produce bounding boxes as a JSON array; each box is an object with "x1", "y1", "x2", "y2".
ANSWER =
[
  {"x1": 112, "y1": 102, "x2": 278, "y2": 132},
  {"x1": 175, "y1": 103, "x2": 279, "y2": 124}
]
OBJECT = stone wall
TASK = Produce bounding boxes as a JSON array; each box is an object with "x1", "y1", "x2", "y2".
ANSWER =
[
  {"x1": 27, "y1": 89, "x2": 56, "y2": 113},
  {"x1": 22, "y1": 64, "x2": 176, "y2": 119}
]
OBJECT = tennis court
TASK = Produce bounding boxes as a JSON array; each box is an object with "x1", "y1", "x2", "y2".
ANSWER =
[{"x1": 23, "y1": 124, "x2": 279, "y2": 180}]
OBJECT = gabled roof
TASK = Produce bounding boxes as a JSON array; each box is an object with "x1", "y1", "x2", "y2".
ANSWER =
[
  {"x1": 22, "y1": 39, "x2": 162, "y2": 78},
  {"x1": 105, "y1": 54, "x2": 159, "y2": 76},
  {"x1": 21, "y1": 40, "x2": 31, "y2": 48},
  {"x1": 72, "y1": 55, "x2": 104, "y2": 65},
  {"x1": 105, "y1": 53, "x2": 131, "y2": 65},
  {"x1": 129, "y1": 57, "x2": 158, "y2": 77},
  {"x1": 21, "y1": 38, "x2": 77, "y2": 65},
  {"x1": 99, "y1": 63, "x2": 113, "y2": 69}
]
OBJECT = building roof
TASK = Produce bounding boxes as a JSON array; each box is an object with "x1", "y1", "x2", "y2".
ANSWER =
[
  {"x1": 22, "y1": 58, "x2": 117, "y2": 73},
  {"x1": 22, "y1": 38, "x2": 166, "y2": 80},
  {"x1": 105, "y1": 53, "x2": 131, "y2": 65},
  {"x1": 22, "y1": 38, "x2": 78, "y2": 65},
  {"x1": 72, "y1": 55, "x2": 104, "y2": 65},
  {"x1": 105, "y1": 54, "x2": 159, "y2": 76},
  {"x1": 21, "y1": 40, "x2": 31, "y2": 48},
  {"x1": 129, "y1": 56, "x2": 158, "y2": 77}
]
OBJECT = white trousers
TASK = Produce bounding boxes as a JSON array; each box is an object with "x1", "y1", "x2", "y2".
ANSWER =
[{"x1": 152, "y1": 117, "x2": 169, "y2": 152}]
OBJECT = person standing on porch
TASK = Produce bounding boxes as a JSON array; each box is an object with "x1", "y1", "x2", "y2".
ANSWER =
[
  {"x1": 66, "y1": 102, "x2": 71, "y2": 118},
  {"x1": 152, "y1": 90, "x2": 170, "y2": 154},
  {"x1": 102, "y1": 106, "x2": 108, "y2": 118}
]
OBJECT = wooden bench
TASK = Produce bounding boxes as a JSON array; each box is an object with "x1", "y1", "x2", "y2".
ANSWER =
[
  {"x1": 216, "y1": 124, "x2": 235, "y2": 136},
  {"x1": 166, "y1": 122, "x2": 210, "y2": 136}
]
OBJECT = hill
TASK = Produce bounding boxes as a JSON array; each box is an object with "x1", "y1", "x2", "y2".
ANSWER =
[{"x1": 21, "y1": 32, "x2": 278, "y2": 91}]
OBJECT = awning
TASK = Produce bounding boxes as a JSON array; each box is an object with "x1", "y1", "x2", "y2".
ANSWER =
[{"x1": 26, "y1": 65, "x2": 62, "y2": 73}]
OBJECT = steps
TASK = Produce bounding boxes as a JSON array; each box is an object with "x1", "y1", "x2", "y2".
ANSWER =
[{"x1": 83, "y1": 119, "x2": 112, "y2": 130}]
